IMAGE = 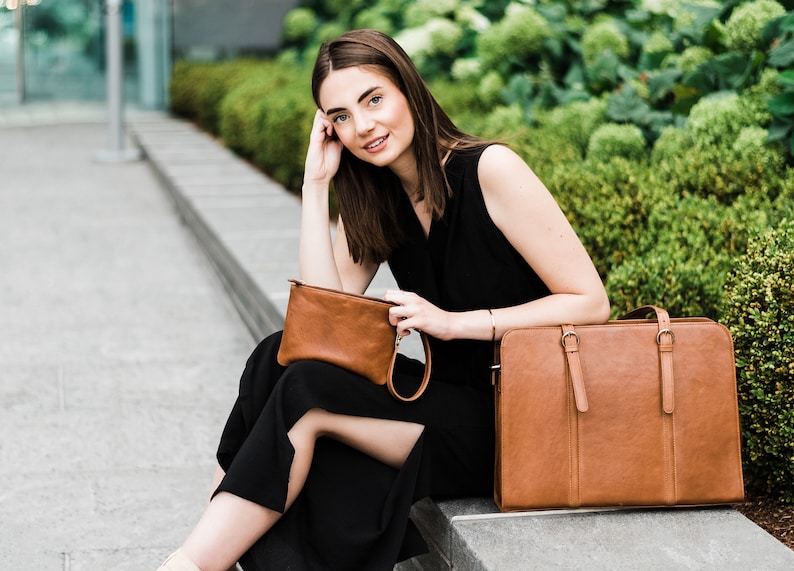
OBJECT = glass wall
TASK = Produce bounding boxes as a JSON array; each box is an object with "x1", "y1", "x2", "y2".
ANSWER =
[
  {"x1": 0, "y1": 0, "x2": 170, "y2": 107},
  {"x1": 0, "y1": 3, "x2": 20, "y2": 103},
  {"x1": 21, "y1": 0, "x2": 110, "y2": 101}
]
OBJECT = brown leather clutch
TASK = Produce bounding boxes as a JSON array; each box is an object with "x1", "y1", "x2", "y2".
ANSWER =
[{"x1": 277, "y1": 279, "x2": 431, "y2": 402}]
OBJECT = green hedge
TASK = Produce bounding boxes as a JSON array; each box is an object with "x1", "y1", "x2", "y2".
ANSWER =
[{"x1": 722, "y1": 220, "x2": 794, "y2": 502}]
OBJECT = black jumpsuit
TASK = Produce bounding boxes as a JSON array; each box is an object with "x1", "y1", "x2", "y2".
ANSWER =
[{"x1": 214, "y1": 146, "x2": 550, "y2": 570}]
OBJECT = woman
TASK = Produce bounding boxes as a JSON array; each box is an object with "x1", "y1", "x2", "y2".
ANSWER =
[{"x1": 158, "y1": 29, "x2": 609, "y2": 571}]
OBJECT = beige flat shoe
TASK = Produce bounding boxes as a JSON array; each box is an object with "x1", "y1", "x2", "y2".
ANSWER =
[{"x1": 157, "y1": 549, "x2": 202, "y2": 571}]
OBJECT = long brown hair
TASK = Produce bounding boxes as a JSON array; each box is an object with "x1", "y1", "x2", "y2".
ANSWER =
[{"x1": 312, "y1": 29, "x2": 487, "y2": 264}]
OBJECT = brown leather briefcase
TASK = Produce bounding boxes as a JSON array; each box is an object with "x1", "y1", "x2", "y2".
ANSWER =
[{"x1": 493, "y1": 306, "x2": 744, "y2": 512}]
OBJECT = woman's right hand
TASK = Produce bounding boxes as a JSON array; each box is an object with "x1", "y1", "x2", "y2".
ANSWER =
[{"x1": 304, "y1": 109, "x2": 343, "y2": 188}]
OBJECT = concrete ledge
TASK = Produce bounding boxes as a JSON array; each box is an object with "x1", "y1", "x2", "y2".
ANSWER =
[
  {"x1": 405, "y1": 498, "x2": 794, "y2": 569},
  {"x1": 129, "y1": 115, "x2": 794, "y2": 570}
]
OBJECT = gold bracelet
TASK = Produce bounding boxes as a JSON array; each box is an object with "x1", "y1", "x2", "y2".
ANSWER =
[{"x1": 487, "y1": 309, "x2": 496, "y2": 342}]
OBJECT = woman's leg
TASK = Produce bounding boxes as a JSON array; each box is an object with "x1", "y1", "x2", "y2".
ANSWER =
[{"x1": 172, "y1": 410, "x2": 424, "y2": 571}]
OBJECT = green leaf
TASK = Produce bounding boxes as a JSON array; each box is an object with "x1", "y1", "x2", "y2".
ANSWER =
[
  {"x1": 769, "y1": 40, "x2": 794, "y2": 68},
  {"x1": 767, "y1": 121, "x2": 792, "y2": 142},
  {"x1": 647, "y1": 69, "x2": 682, "y2": 102},
  {"x1": 777, "y1": 70, "x2": 794, "y2": 88},
  {"x1": 606, "y1": 84, "x2": 650, "y2": 123},
  {"x1": 711, "y1": 52, "x2": 755, "y2": 90},
  {"x1": 769, "y1": 93, "x2": 794, "y2": 118}
]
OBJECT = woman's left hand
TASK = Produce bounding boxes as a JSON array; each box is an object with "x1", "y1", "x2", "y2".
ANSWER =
[{"x1": 384, "y1": 290, "x2": 454, "y2": 340}]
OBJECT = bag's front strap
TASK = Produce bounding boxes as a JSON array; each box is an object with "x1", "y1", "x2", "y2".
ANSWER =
[
  {"x1": 561, "y1": 326, "x2": 589, "y2": 413},
  {"x1": 386, "y1": 333, "x2": 432, "y2": 402},
  {"x1": 618, "y1": 305, "x2": 675, "y2": 414}
]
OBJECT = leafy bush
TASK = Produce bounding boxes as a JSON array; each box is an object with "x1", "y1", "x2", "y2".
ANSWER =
[
  {"x1": 586, "y1": 123, "x2": 646, "y2": 163},
  {"x1": 650, "y1": 90, "x2": 788, "y2": 202},
  {"x1": 677, "y1": 46, "x2": 715, "y2": 73},
  {"x1": 725, "y1": 0, "x2": 786, "y2": 53},
  {"x1": 283, "y1": 7, "x2": 318, "y2": 43},
  {"x1": 353, "y1": 8, "x2": 394, "y2": 35},
  {"x1": 476, "y1": 3, "x2": 549, "y2": 71},
  {"x1": 580, "y1": 19, "x2": 629, "y2": 67},
  {"x1": 721, "y1": 220, "x2": 794, "y2": 502}
]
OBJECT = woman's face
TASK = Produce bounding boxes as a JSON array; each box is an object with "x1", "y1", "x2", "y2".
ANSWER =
[{"x1": 319, "y1": 66, "x2": 415, "y2": 173}]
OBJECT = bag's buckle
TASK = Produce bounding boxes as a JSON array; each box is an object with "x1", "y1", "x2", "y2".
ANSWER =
[
  {"x1": 656, "y1": 328, "x2": 675, "y2": 344},
  {"x1": 561, "y1": 330, "x2": 580, "y2": 347}
]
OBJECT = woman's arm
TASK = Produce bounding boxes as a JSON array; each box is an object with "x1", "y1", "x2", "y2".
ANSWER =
[
  {"x1": 299, "y1": 110, "x2": 378, "y2": 293},
  {"x1": 385, "y1": 145, "x2": 609, "y2": 340}
]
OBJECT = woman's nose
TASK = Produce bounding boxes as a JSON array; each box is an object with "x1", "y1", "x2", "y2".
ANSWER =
[{"x1": 355, "y1": 113, "x2": 375, "y2": 135}]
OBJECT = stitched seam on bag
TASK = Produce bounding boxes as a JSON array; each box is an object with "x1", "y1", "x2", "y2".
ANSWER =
[
  {"x1": 671, "y1": 415, "x2": 678, "y2": 503},
  {"x1": 567, "y1": 372, "x2": 574, "y2": 507},
  {"x1": 577, "y1": 413, "x2": 582, "y2": 508},
  {"x1": 663, "y1": 414, "x2": 674, "y2": 506}
]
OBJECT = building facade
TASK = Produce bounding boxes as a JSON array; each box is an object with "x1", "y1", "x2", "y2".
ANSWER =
[{"x1": 0, "y1": 0, "x2": 296, "y2": 109}]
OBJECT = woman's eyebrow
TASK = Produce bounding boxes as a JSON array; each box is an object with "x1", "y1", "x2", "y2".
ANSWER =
[{"x1": 326, "y1": 86, "x2": 382, "y2": 115}]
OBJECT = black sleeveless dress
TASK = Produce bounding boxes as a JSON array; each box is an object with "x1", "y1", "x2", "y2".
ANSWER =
[{"x1": 214, "y1": 146, "x2": 550, "y2": 570}]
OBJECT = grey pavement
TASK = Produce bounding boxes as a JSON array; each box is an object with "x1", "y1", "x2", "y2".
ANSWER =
[
  {"x1": 1, "y1": 106, "x2": 256, "y2": 569},
  {"x1": 1, "y1": 102, "x2": 794, "y2": 570}
]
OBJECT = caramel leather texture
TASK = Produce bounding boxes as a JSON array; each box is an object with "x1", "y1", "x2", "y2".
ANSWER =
[
  {"x1": 277, "y1": 280, "x2": 431, "y2": 402},
  {"x1": 494, "y1": 306, "x2": 744, "y2": 512}
]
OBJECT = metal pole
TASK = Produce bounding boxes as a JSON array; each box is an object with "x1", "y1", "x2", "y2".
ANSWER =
[
  {"x1": 95, "y1": 0, "x2": 141, "y2": 162},
  {"x1": 15, "y1": 1, "x2": 25, "y2": 103}
]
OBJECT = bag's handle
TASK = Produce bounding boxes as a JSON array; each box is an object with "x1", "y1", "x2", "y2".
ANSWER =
[
  {"x1": 618, "y1": 305, "x2": 675, "y2": 414},
  {"x1": 386, "y1": 332, "x2": 432, "y2": 402}
]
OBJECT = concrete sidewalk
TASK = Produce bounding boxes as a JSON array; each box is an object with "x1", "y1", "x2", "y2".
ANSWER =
[
  {"x1": 2, "y1": 103, "x2": 793, "y2": 570},
  {"x1": 0, "y1": 108, "x2": 256, "y2": 569}
]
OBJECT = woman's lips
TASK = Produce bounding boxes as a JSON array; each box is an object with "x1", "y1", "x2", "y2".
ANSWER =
[{"x1": 364, "y1": 135, "x2": 388, "y2": 152}]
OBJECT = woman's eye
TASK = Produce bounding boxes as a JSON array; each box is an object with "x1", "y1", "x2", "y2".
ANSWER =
[
  {"x1": 369, "y1": 95, "x2": 382, "y2": 106},
  {"x1": 333, "y1": 114, "x2": 349, "y2": 124}
]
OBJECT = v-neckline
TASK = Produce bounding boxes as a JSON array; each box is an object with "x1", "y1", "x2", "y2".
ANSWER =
[{"x1": 413, "y1": 202, "x2": 433, "y2": 240}]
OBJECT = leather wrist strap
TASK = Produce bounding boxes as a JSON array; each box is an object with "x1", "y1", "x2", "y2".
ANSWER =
[{"x1": 386, "y1": 332, "x2": 432, "y2": 402}]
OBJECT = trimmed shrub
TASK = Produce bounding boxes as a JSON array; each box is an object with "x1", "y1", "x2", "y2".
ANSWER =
[
  {"x1": 606, "y1": 191, "x2": 772, "y2": 319},
  {"x1": 169, "y1": 60, "x2": 216, "y2": 120},
  {"x1": 721, "y1": 220, "x2": 794, "y2": 502},
  {"x1": 687, "y1": 92, "x2": 752, "y2": 148},
  {"x1": 169, "y1": 60, "x2": 259, "y2": 134},
  {"x1": 586, "y1": 123, "x2": 646, "y2": 163},
  {"x1": 218, "y1": 62, "x2": 294, "y2": 156},
  {"x1": 606, "y1": 240, "x2": 731, "y2": 319},
  {"x1": 251, "y1": 72, "x2": 316, "y2": 191},
  {"x1": 548, "y1": 157, "x2": 659, "y2": 279},
  {"x1": 539, "y1": 98, "x2": 609, "y2": 157}
]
